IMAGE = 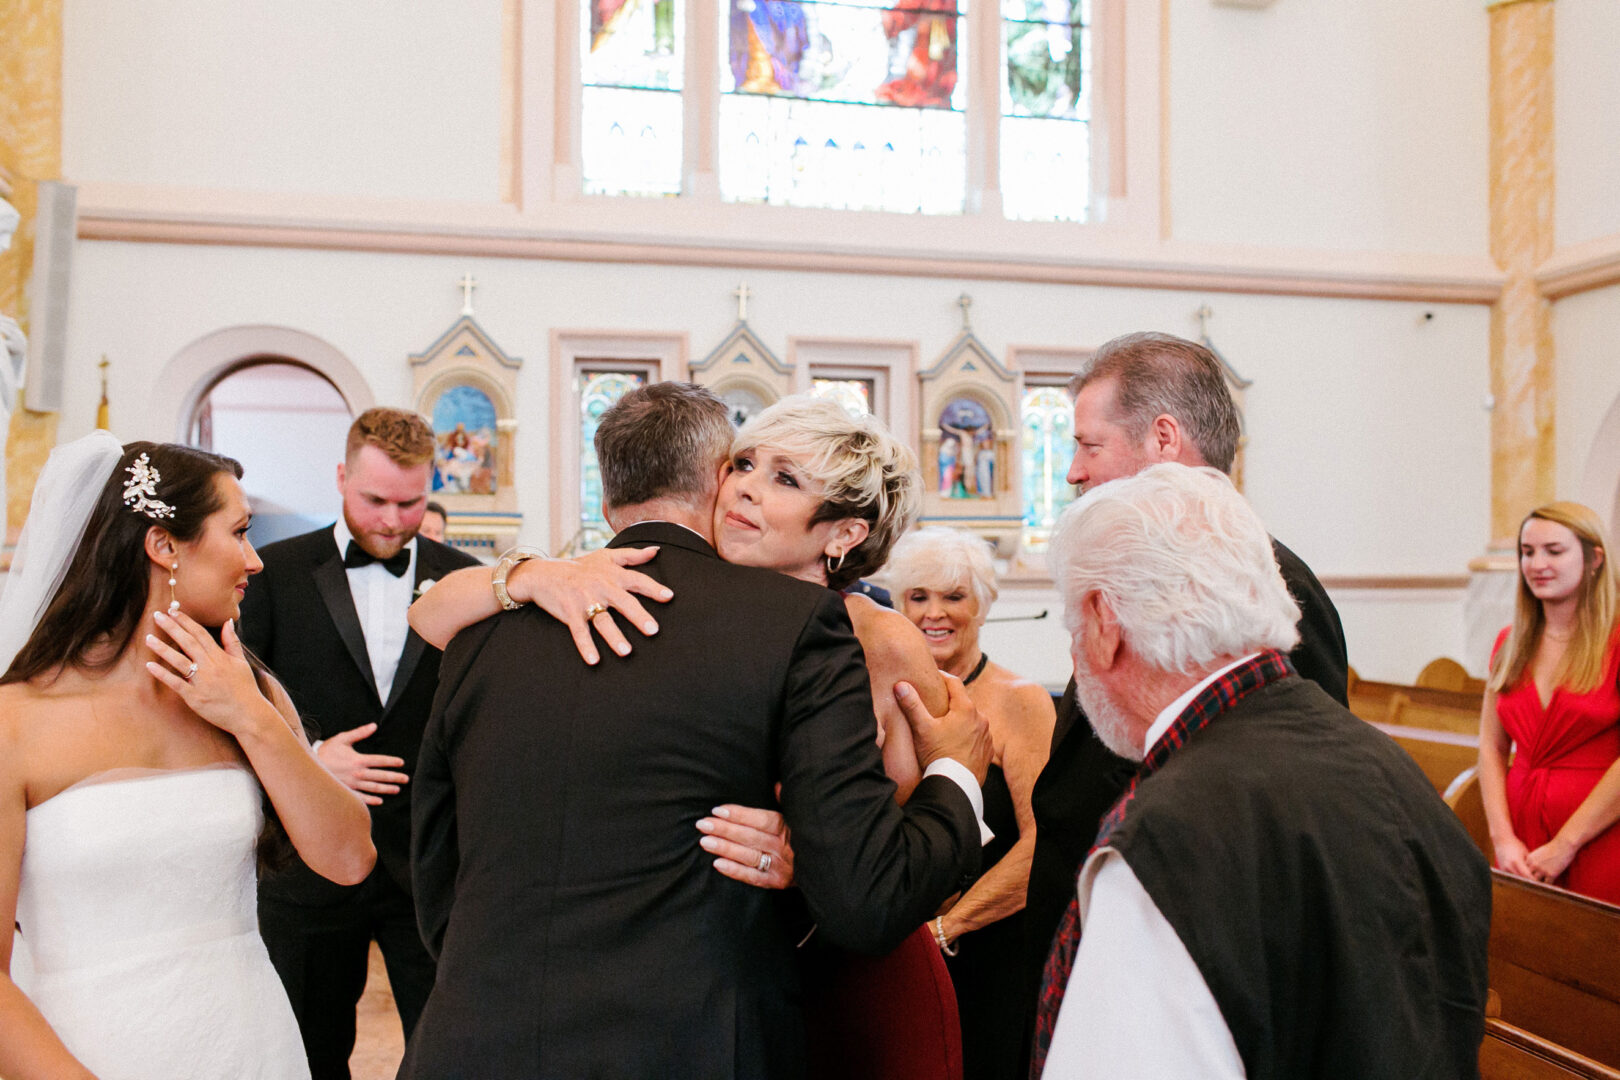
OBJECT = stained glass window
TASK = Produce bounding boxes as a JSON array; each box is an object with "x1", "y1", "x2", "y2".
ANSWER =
[
  {"x1": 1021, "y1": 384, "x2": 1076, "y2": 550},
  {"x1": 1001, "y1": 0, "x2": 1089, "y2": 221},
  {"x1": 578, "y1": 370, "x2": 648, "y2": 550},
  {"x1": 582, "y1": 0, "x2": 684, "y2": 196},
  {"x1": 811, "y1": 377, "x2": 874, "y2": 417},
  {"x1": 718, "y1": 0, "x2": 967, "y2": 212}
]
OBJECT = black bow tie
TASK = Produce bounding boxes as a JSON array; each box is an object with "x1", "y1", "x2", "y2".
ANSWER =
[{"x1": 344, "y1": 540, "x2": 411, "y2": 578}]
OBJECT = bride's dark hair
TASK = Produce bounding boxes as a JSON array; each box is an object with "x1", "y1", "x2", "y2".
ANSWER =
[
  {"x1": 2, "y1": 441, "x2": 298, "y2": 870},
  {"x1": 1, "y1": 441, "x2": 243, "y2": 685}
]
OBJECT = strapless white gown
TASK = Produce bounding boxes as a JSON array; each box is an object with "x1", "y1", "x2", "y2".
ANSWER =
[{"x1": 13, "y1": 766, "x2": 310, "y2": 1079}]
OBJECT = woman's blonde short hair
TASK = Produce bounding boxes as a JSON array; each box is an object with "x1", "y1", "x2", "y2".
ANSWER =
[
  {"x1": 1489, "y1": 501, "x2": 1618, "y2": 695},
  {"x1": 732, "y1": 395, "x2": 921, "y2": 590},
  {"x1": 884, "y1": 526, "x2": 998, "y2": 623}
]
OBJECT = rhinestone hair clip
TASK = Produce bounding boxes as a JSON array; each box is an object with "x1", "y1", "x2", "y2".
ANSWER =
[{"x1": 123, "y1": 453, "x2": 176, "y2": 520}]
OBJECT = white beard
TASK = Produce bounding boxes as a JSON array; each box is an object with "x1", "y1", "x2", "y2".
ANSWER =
[{"x1": 1072, "y1": 647, "x2": 1145, "y2": 763}]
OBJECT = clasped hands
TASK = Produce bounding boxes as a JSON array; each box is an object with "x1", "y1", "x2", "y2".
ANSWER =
[{"x1": 1495, "y1": 832, "x2": 1579, "y2": 885}]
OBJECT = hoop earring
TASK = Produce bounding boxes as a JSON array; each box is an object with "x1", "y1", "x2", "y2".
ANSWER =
[
  {"x1": 168, "y1": 562, "x2": 181, "y2": 615},
  {"x1": 826, "y1": 550, "x2": 845, "y2": 576}
]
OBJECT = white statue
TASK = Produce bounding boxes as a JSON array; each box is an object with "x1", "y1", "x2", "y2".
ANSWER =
[{"x1": 0, "y1": 196, "x2": 19, "y2": 253}]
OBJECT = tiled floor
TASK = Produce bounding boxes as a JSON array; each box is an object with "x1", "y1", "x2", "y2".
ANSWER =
[{"x1": 349, "y1": 943, "x2": 405, "y2": 1080}]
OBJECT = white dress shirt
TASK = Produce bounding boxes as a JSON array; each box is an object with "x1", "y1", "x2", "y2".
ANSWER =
[
  {"x1": 1042, "y1": 656, "x2": 1259, "y2": 1079},
  {"x1": 333, "y1": 519, "x2": 417, "y2": 704}
]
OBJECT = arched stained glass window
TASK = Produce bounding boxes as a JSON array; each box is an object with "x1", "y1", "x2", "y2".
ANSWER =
[
  {"x1": 1001, "y1": 0, "x2": 1090, "y2": 221},
  {"x1": 1020, "y1": 384, "x2": 1076, "y2": 550},
  {"x1": 578, "y1": 370, "x2": 649, "y2": 550},
  {"x1": 582, "y1": 0, "x2": 684, "y2": 195},
  {"x1": 718, "y1": 0, "x2": 967, "y2": 213},
  {"x1": 811, "y1": 377, "x2": 874, "y2": 417}
]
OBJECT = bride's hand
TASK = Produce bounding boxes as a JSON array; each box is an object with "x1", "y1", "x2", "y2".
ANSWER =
[
  {"x1": 508, "y1": 546, "x2": 674, "y2": 665},
  {"x1": 145, "y1": 611, "x2": 272, "y2": 738}
]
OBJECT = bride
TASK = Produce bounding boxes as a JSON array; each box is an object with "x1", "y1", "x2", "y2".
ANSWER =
[{"x1": 0, "y1": 433, "x2": 375, "y2": 1080}]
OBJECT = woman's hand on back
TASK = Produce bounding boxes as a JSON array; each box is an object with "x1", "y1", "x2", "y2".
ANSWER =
[{"x1": 509, "y1": 547, "x2": 674, "y2": 665}]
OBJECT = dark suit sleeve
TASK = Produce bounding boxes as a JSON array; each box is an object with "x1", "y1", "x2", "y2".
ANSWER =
[
  {"x1": 237, "y1": 554, "x2": 275, "y2": 666},
  {"x1": 1273, "y1": 538, "x2": 1350, "y2": 707},
  {"x1": 412, "y1": 615, "x2": 500, "y2": 959},
  {"x1": 776, "y1": 592, "x2": 980, "y2": 955}
]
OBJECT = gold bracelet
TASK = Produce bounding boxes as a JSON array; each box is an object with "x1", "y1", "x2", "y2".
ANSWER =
[
  {"x1": 492, "y1": 546, "x2": 547, "y2": 611},
  {"x1": 932, "y1": 916, "x2": 958, "y2": 956}
]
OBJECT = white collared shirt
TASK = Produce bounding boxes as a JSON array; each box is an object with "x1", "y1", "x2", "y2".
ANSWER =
[
  {"x1": 333, "y1": 519, "x2": 417, "y2": 704},
  {"x1": 1042, "y1": 655, "x2": 1260, "y2": 1079}
]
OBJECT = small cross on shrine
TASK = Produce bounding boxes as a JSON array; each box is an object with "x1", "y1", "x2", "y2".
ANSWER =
[
  {"x1": 956, "y1": 293, "x2": 973, "y2": 332},
  {"x1": 1195, "y1": 303, "x2": 1214, "y2": 341},
  {"x1": 459, "y1": 273, "x2": 477, "y2": 317},
  {"x1": 732, "y1": 282, "x2": 753, "y2": 322}
]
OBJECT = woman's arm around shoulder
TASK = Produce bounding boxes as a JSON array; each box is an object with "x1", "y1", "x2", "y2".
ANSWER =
[{"x1": 0, "y1": 704, "x2": 100, "y2": 1079}]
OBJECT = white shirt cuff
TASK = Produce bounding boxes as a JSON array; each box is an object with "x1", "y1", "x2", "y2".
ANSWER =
[{"x1": 922, "y1": 758, "x2": 994, "y2": 846}]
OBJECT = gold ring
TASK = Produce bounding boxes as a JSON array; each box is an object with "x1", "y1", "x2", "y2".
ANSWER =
[{"x1": 583, "y1": 603, "x2": 608, "y2": 620}]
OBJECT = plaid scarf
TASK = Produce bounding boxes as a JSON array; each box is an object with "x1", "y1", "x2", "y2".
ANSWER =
[{"x1": 1029, "y1": 649, "x2": 1293, "y2": 1078}]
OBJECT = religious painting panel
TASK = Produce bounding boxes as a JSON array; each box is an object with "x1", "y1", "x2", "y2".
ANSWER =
[
  {"x1": 937, "y1": 395, "x2": 995, "y2": 499},
  {"x1": 1000, "y1": 0, "x2": 1090, "y2": 221},
  {"x1": 431, "y1": 384, "x2": 499, "y2": 496},
  {"x1": 718, "y1": 0, "x2": 967, "y2": 212},
  {"x1": 582, "y1": 0, "x2": 685, "y2": 195}
]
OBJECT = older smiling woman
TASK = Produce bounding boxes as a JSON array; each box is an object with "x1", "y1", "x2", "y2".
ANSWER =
[{"x1": 885, "y1": 527, "x2": 1054, "y2": 1080}]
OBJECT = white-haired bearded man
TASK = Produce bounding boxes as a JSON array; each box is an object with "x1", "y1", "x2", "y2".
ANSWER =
[{"x1": 1032, "y1": 464, "x2": 1490, "y2": 1080}]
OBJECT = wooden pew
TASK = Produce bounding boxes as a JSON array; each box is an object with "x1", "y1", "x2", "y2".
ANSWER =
[
  {"x1": 1386, "y1": 689, "x2": 1482, "y2": 735},
  {"x1": 1488, "y1": 871, "x2": 1620, "y2": 1069},
  {"x1": 1482, "y1": 1020, "x2": 1620, "y2": 1080},
  {"x1": 1444, "y1": 766, "x2": 1493, "y2": 860},
  {"x1": 1350, "y1": 679, "x2": 1482, "y2": 732},
  {"x1": 1418, "y1": 656, "x2": 1489, "y2": 696},
  {"x1": 1370, "y1": 719, "x2": 1479, "y2": 793}
]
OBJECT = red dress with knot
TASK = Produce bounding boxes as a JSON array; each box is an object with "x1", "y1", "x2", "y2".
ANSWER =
[{"x1": 1492, "y1": 625, "x2": 1620, "y2": 903}]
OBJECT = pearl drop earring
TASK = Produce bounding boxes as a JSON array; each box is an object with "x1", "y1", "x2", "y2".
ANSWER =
[{"x1": 168, "y1": 562, "x2": 180, "y2": 615}]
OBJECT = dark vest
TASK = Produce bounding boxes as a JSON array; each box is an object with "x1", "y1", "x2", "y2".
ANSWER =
[{"x1": 1108, "y1": 676, "x2": 1491, "y2": 1080}]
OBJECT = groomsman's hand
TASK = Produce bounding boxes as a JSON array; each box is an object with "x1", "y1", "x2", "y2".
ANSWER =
[
  {"x1": 897, "y1": 674, "x2": 992, "y2": 786},
  {"x1": 317, "y1": 723, "x2": 409, "y2": 806}
]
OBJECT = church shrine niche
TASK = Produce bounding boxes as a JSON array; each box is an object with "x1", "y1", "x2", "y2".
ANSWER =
[
  {"x1": 691, "y1": 284, "x2": 794, "y2": 426},
  {"x1": 917, "y1": 297, "x2": 1023, "y2": 555},
  {"x1": 410, "y1": 298, "x2": 523, "y2": 557}
]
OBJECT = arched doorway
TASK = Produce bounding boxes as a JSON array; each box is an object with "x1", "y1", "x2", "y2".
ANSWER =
[{"x1": 189, "y1": 359, "x2": 351, "y2": 546}]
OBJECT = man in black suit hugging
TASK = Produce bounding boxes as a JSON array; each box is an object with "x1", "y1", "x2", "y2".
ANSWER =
[
  {"x1": 402, "y1": 382, "x2": 991, "y2": 1080},
  {"x1": 239, "y1": 407, "x2": 479, "y2": 1079}
]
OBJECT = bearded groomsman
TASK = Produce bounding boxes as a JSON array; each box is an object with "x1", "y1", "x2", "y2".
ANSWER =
[{"x1": 239, "y1": 407, "x2": 479, "y2": 1080}]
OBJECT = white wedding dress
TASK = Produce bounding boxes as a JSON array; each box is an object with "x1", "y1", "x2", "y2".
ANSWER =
[{"x1": 13, "y1": 765, "x2": 310, "y2": 1079}]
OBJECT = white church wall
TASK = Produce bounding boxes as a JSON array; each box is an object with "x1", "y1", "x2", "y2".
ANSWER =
[
  {"x1": 61, "y1": 0, "x2": 506, "y2": 204},
  {"x1": 1555, "y1": 0, "x2": 1620, "y2": 250},
  {"x1": 1555, "y1": 282, "x2": 1620, "y2": 530},
  {"x1": 1167, "y1": 0, "x2": 1489, "y2": 256},
  {"x1": 59, "y1": 239, "x2": 1488, "y2": 684}
]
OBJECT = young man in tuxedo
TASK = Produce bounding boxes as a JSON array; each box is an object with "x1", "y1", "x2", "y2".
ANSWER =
[{"x1": 239, "y1": 408, "x2": 479, "y2": 1080}]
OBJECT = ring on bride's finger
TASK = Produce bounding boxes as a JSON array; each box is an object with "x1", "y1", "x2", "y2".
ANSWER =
[
  {"x1": 756, "y1": 852, "x2": 773, "y2": 873},
  {"x1": 183, "y1": 662, "x2": 198, "y2": 681},
  {"x1": 583, "y1": 603, "x2": 608, "y2": 620}
]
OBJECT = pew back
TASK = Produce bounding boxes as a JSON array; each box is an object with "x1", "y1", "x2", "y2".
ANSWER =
[
  {"x1": 1370, "y1": 719, "x2": 1479, "y2": 793},
  {"x1": 1489, "y1": 871, "x2": 1620, "y2": 1069}
]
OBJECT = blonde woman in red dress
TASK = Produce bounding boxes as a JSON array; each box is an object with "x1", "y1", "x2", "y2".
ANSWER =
[{"x1": 1480, "y1": 502, "x2": 1620, "y2": 902}]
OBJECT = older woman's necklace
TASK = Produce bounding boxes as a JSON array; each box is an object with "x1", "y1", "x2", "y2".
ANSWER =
[{"x1": 962, "y1": 652, "x2": 989, "y2": 686}]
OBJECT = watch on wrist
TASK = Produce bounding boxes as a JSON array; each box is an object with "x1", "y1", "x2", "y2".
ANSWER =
[{"x1": 491, "y1": 546, "x2": 547, "y2": 611}]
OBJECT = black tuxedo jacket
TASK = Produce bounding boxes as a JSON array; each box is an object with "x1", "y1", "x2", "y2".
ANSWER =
[
  {"x1": 1016, "y1": 537, "x2": 1349, "y2": 1069},
  {"x1": 403, "y1": 523, "x2": 981, "y2": 1080},
  {"x1": 238, "y1": 525, "x2": 479, "y2": 903}
]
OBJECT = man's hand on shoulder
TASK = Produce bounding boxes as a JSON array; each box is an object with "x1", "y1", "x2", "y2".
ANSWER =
[{"x1": 895, "y1": 673, "x2": 992, "y2": 786}]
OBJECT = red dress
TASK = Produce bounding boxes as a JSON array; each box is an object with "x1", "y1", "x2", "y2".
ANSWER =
[{"x1": 1493, "y1": 625, "x2": 1620, "y2": 903}]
